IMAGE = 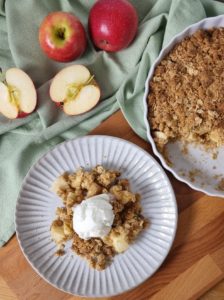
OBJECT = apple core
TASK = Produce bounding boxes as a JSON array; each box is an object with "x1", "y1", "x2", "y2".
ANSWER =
[
  {"x1": 65, "y1": 75, "x2": 95, "y2": 102},
  {"x1": 8, "y1": 85, "x2": 20, "y2": 109}
]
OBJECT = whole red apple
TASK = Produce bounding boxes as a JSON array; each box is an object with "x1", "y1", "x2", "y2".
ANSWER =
[
  {"x1": 88, "y1": 0, "x2": 138, "y2": 52},
  {"x1": 39, "y1": 11, "x2": 87, "y2": 62}
]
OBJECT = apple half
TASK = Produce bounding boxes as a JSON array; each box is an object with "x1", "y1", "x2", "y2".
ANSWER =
[
  {"x1": 49, "y1": 65, "x2": 100, "y2": 115},
  {"x1": 0, "y1": 68, "x2": 37, "y2": 119}
]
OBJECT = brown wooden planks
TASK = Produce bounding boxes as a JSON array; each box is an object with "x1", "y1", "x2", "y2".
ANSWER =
[{"x1": 0, "y1": 110, "x2": 224, "y2": 300}]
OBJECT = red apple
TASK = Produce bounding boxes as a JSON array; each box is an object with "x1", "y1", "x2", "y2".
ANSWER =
[
  {"x1": 50, "y1": 65, "x2": 101, "y2": 116},
  {"x1": 17, "y1": 112, "x2": 30, "y2": 118},
  {"x1": 39, "y1": 11, "x2": 87, "y2": 62},
  {"x1": 0, "y1": 68, "x2": 37, "y2": 119},
  {"x1": 88, "y1": 0, "x2": 138, "y2": 52}
]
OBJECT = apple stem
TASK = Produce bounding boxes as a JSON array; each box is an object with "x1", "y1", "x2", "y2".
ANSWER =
[{"x1": 85, "y1": 75, "x2": 95, "y2": 85}]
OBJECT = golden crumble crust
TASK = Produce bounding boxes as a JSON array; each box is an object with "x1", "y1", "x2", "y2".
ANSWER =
[
  {"x1": 50, "y1": 165, "x2": 147, "y2": 270},
  {"x1": 148, "y1": 28, "x2": 224, "y2": 151}
]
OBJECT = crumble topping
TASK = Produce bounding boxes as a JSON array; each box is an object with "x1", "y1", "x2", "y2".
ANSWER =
[
  {"x1": 217, "y1": 178, "x2": 224, "y2": 191},
  {"x1": 50, "y1": 166, "x2": 148, "y2": 270},
  {"x1": 148, "y1": 28, "x2": 224, "y2": 151}
]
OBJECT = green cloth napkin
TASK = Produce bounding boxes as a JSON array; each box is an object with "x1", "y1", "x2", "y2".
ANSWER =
[{"x1": 1, "y1": 0, "x2": 224, "y2": 246}]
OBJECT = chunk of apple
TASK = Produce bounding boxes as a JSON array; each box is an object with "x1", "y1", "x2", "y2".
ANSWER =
[
  {"x1": 49, "y1": 65, "x2": 100, "y2": 116},
  {"x1": 0, "y1": 68, "x2": 37, "y2": 119}
]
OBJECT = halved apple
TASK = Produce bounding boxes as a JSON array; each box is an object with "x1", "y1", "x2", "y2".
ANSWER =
[
  {"x1": 49, "y1": 65, "x2": 100, "y2": 116},
  {"x1": 0, "y1": 68, "x2": 37, "y2": 119}
]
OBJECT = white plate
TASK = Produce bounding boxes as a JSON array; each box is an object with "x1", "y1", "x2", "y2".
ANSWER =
[
  {"x1": 15, "y1": 135, "x2": 177, "y2": 297},
  {"x1": 143, "y1": 15, "x2": 224, "y2": 197}
]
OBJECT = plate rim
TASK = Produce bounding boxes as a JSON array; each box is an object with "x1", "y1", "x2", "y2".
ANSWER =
[
  {"x1": 15, "y1": 135, "x2": 178, "y2": 297},
  {"x1": 143, "y1": 15, "x2": 224, "y2": 198}
]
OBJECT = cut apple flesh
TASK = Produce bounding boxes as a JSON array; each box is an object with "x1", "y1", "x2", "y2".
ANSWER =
[
  {"x1": 0, "y1": 68, "x2": 37, "y2": 119},
  {"x1": 0, "y1": 82, "x2": 18, "y2": 119},
  {"x1": 6, "y1": 68, "x2": 37, "y2": 114},
  {"x1": 63, "y1": 85, "x2": 100, "y2": 115},
  {"x1": 50, "y1": 65, "x2": 91, "y2": 103},
  {"x1": 50, "y1": 65, "x2": 101, "y2": 116}
]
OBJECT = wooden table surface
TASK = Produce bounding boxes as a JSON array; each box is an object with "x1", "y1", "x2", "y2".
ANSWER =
[{"x1": 0, "y1": 110, "x2": 224, "y2": 300}]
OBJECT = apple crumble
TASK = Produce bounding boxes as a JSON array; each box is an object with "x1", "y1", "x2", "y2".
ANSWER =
[
  {"x1": 50, "y1": 165, "x2": 148, "y2": 270},
  {"x1": 148, "y1": 28, "x2": 224, "y2": 151}
]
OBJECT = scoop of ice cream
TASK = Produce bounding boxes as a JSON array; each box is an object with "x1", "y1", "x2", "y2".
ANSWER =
[{"x1": 73, "y1": 193, "x2": 114, "y2": 240}]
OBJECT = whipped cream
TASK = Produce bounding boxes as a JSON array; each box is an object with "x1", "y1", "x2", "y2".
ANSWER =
[{"x1": 73, "y1": 193, "x2": 114, "y2": 240}]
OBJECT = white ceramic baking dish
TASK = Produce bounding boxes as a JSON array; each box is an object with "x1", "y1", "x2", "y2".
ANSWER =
[{"x1": 143, "y1": 15, "x2": 224, "y2": 197}]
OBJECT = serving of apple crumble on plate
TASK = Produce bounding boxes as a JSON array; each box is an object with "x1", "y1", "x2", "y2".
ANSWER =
[
  {"x1": 50, "y1": 165, "x2": 148, "y2": 270},
  {"x1": 16, "y1": 135, "x2": 177, "y2": 296}
]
